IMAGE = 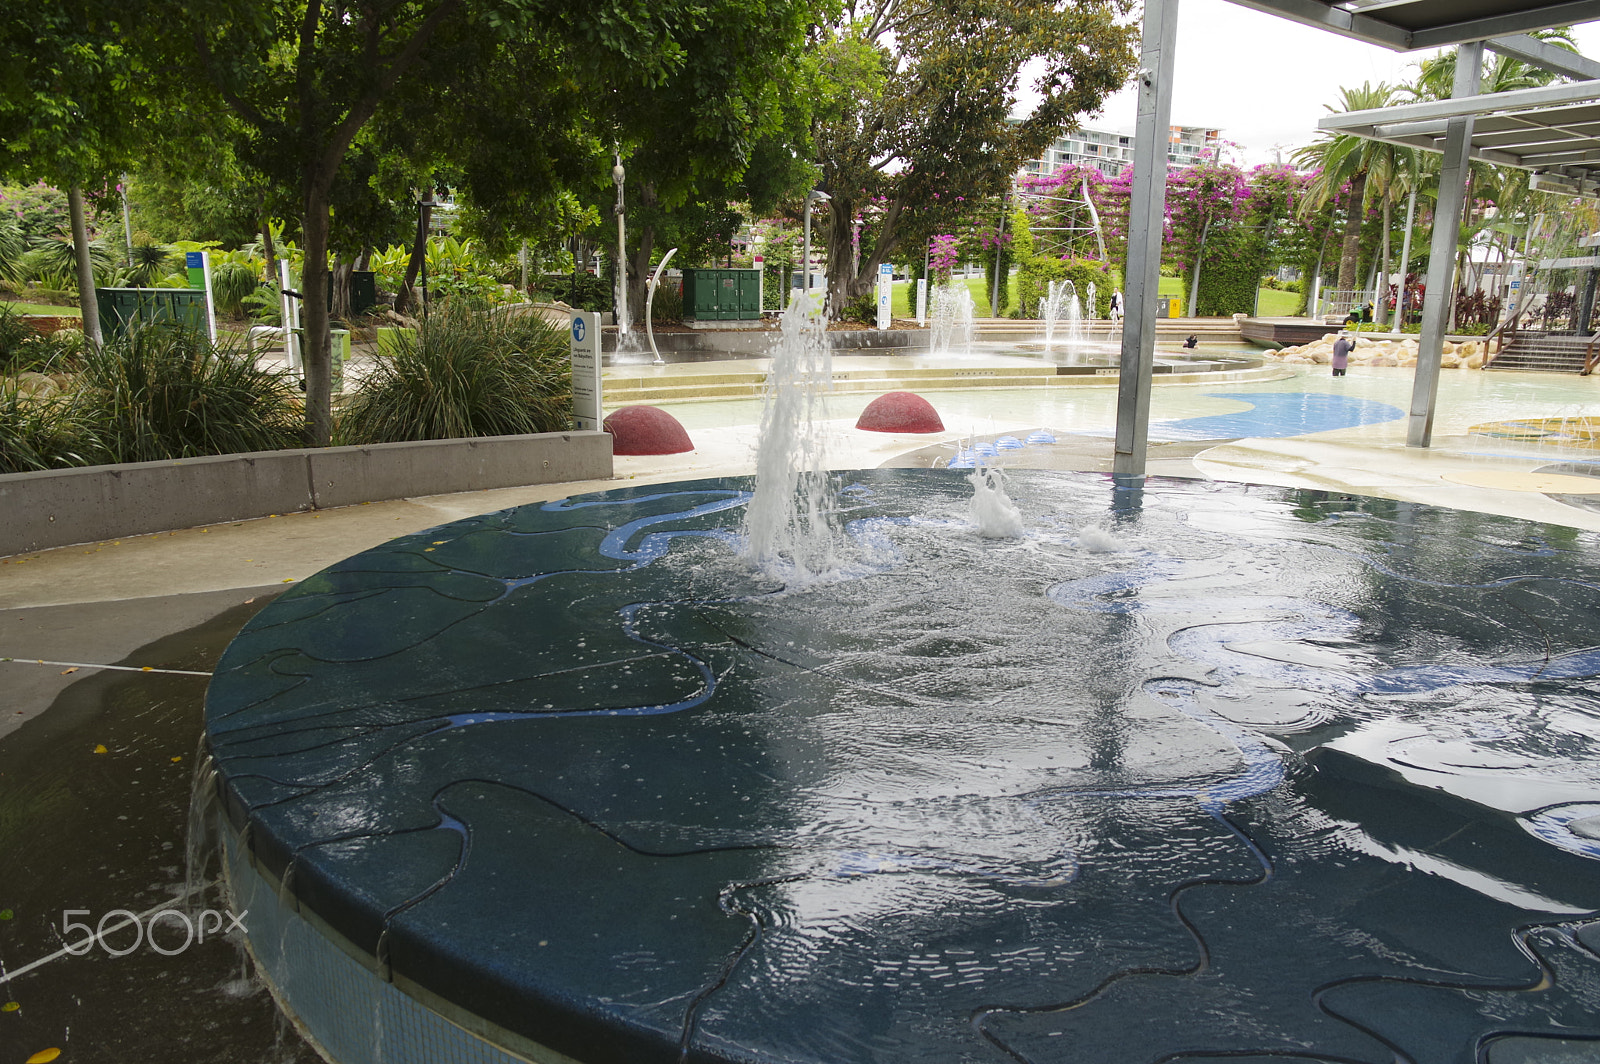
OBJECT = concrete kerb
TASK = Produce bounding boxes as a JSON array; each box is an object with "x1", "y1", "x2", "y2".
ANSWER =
[{"x1": 0, "y1": 430, "x2": 613, "y2": 557}]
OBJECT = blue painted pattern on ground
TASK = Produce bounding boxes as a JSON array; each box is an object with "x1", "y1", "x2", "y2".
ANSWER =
[{"x1": 1150, "y1": 391, "x2": 1406, "y2": 441}]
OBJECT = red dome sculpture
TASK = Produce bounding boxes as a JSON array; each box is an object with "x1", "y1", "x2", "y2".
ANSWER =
[
  {"x1": 603, "y1": 405, "x2": 694, "y2": 455},
  {"x1": 855, "y1": 391, "x2": 945, "y2": 434}
]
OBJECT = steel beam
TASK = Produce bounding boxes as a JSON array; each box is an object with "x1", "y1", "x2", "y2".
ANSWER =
[
  {"x1": 1319, "y1": 78, "x2": 1600, "y2": 132},
  {"x1": 1113, "y1": 0, "x2": 1179, "y2": 478},
  {"x1": 1488, "y1": 33, "x2": 1600, "y2": 80},
  {"x1": 1408, "y1": 41, "x2": 1482, "y2": 449}
]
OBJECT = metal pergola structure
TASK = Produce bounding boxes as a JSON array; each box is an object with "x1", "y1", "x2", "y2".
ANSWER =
[{"x1": 1114, "y1": 0, "x2": 1600, "y2": 476}]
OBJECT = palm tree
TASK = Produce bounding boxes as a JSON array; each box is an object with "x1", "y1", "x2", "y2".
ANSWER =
[
  {"x1": 1294, "y1": 81, "x2": 1399, "y2": 298},
  {"x1": 1405, "y1": 28, "x2": 1578, "y2": 102},
  {"x1": 1399, "y1": 30, "x2": 1578, "y2": 327}
]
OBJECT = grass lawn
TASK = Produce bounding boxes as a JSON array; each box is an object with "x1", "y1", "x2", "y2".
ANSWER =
[
  {"x1": 887, "y1": 276, "x2": 1017, "y2": 319},
  {"x1": 3, "y1": 300, "x2": 81, "y2": 316},
  {"x1": 882, "y1": 275, "x2": 1301, "y2": 320}
]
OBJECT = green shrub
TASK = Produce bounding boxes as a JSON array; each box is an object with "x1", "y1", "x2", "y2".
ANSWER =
[
  {"x1": 0, "y1": 387, "x2": 104, "y2": 473},
  {"x1": 242, "y1": 286, "x2": 283, "y2": 326},
  {"x1": 336, "y1": 299, "x2": 572, "y2": 444},
  {"x1": 210, "y1": 261, "x2": 261, "y2": 318},
  {"x1": 128, "y1": 242, "x2": 178, "y2": 287},
  {"x1": 837, "y1": 290, "x2": 876, "y2": 324},
  {"x1": 75, "y1": 324, "x2": 301, "y2": 462},
  {"x1": 1016, "y1": 257, "x2": 1116, "y2": 320},
  {"x1": 0, "y1": 305, "x2": 84, "y2": 374},
  {"x1": 649, "y1": 279, "x2": 682, "y2": 323},
  {"x1": 540, "y1": 273, "x2": 611, "y2": 311}
]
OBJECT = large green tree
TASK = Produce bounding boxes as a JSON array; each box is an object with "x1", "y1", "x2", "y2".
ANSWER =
[
  {"x1": 151, "y1": 0, "x2": 800, "y2": 445},
  {"x1": 0, "y1": 0, "x2": 159, "y2": 342},
  {"x1": 808, "y1": 0, "x2": 1137, "y2": 316}
]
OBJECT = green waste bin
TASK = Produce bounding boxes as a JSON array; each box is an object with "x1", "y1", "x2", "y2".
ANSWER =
[
  {"x1": 95, "y1": 287, "x2": 207, "y2": 340},
  {"x1": 681, "y1": 268, "x2": 762, "y2": 321}
]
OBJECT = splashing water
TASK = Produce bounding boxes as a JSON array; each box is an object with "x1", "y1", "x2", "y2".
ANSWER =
[
  {"x1": 967, "y1": 467, "x2": 1025, "y2": 538},
  {"x1": 1041, "y1": 280, "x2": 1069, "y2": 355},
  {"x1": 930, "y1": 283, "x2": 976, "y2": 356},
  {"x1": 1062, "y1": 290, "x2": 1087, "y2": 364},
  {"x1": 741, "y1": 290, "x2": 844, "y2": 581}
]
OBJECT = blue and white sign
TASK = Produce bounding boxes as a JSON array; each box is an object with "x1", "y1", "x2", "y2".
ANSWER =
[
  {"x1": 570, "y1": 311, "x2": 602, "y2": 431},
  {"x1": 877, "y1": 263, "x2": 893, "y2": 330}
]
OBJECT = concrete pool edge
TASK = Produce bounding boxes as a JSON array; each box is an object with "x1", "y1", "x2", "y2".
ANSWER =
[{"x1": 222, "y1": 819, "x2": 591, "y2": 1064}]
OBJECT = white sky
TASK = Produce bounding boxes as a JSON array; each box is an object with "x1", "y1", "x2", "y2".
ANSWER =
[{"x1": 1051, "y1": 0, "x2": 1600, "y2": 166}]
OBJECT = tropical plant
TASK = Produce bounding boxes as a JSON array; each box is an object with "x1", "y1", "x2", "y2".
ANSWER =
[
  {"x1": 74, "y1": 325, "x2": 301, "y2": 462},
  {"x1": 1293, "y1": 81, "x2": 1399, "y2": 293},
  {"x1": 210, "y1": 260, "x2": 261, "y2": 318},
  {"x1": 0, "y1": 387, "x2": 104, "y2": 473},
  {"x1": 0, "y1": 215, "x2": 26, "y2": 283},
  {"x1": 128, "y1": 241, "x2": 179, "y2": 287},
  {"x1": 337, "y1": 300, "x2": 571, "y2": 444}
]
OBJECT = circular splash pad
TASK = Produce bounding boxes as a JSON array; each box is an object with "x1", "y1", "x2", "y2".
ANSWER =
[{"x1": 204, "y1": 469, "x2": 1600, "y2": 1064}]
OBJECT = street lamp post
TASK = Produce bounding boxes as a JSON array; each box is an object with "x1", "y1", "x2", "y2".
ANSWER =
[
  {"x1": 802, "y1": 189, "x2": 831, "y2": 301},
  {"x1": 418, "y1": 190, "x2": 436, "y2": 320},
  {"x1": 613, "y1": 155, "x2": 628, "y2": 335}
]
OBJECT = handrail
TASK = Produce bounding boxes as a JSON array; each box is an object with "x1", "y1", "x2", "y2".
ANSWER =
[
  {"x1": 1482, "y1": 315, "x2": 1524, "y2": 370},
  {"x1": 1583, "y1": 333, "x2": 1600, "y2": 376}
]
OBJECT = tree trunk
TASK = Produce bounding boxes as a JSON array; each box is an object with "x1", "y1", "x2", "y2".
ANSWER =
[
  {"x1": 68, "y1": 185, "x2": 103, "y2": 348},
  {"x1": 261, "y1": 220, "x2": 279, "y2": 306},
  {"x1": 301, "y1": 186, "x2": 334, "y2": 447},
  {"x1": 1379, "y1": 194, "x2": 1392, "y2": 328},
  {"x1": 395, "y1": 199, "x2": 432, "y2": 315},
  {"x1": 824, "y1": 194, "x2": 905, "y2": 317},
  {"x1": 824, "y1": 194, "x2": 853, "y2": 315},
  {"x1": 627, "y1": 182, "x2": 659, "y2": 319},
  {"x1": 1336, "y1": 171, "x2": 1367, "y2": 291},
  {"x1": 331, "y1": 253, "x2": 353, "y2": 321}
]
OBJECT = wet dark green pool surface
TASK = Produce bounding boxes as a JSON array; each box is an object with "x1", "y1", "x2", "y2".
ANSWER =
[{"x1": 206, "y1": 469, "x2": 1600, "y2": 1064}]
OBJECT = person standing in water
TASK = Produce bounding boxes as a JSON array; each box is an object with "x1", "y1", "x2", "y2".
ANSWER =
[{"x1": 1331, "y1": 331, "x2": 1355, "y2": 377}]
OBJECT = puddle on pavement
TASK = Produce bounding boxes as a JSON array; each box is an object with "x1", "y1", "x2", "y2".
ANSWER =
[{"x1": 0, "y1": 594, "x2": 318, "y2": 1064}]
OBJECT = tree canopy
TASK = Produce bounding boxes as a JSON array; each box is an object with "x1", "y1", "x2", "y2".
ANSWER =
[{"x1": 807, "y1": 0, "x2": 1137, "y2": 313}]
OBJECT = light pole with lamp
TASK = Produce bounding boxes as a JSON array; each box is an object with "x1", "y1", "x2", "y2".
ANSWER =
[
  {"x1": 802, "y1": 189, "x2": 830, "y2": 301},
  {"x1": 613, "y1": 155, "x2": 628, "y2": 336},
  {"x1": 417, "y1": 190, "x2": 436, "y2": 320}
]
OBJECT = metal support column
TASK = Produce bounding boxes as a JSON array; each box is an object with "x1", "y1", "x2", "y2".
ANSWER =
[
  {"x1": 1408, "y1": 41, "x2": 1482, "y2": 448},
  {"x1": 1579, "y1": 267, "x2": 1598, "y2": 334},
  {"x1": 1113, "y1": 0, "x2": 1179, "y2": 477}
]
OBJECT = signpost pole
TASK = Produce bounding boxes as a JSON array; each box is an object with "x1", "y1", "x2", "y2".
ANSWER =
[
  {"x1": 877, "y1": 262, "x2": 893, "y2": 330},
  {"x1": 570, "y1": 311, "x2": 603, "y2": 431}
]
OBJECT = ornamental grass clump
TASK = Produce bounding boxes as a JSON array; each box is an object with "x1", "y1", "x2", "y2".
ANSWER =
[
  {"x1": 76, "y1": 324, "x2": 301, "y2": 463},
  {"x1": 337, "y1": 299, "x2": 571, "y2": 444},
  {"x1": 0, "y1": 386, "x2": 105, "y2": 473}
]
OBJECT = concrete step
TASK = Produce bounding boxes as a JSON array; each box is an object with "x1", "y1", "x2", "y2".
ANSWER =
[{"x1": 605, "y1": 369, "x2": 1065, "y2": 404}]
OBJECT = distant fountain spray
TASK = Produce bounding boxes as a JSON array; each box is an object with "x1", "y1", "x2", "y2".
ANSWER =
[
  {"x1": 1041, "y1": 280, "x2": 1067, "y2": 355},
  {"x1": 1062, "y1": 285, "x2": 1087, "y2": 364},
  {"x1": 930, "y1": 283, "x2": 976, "y2": 356}
]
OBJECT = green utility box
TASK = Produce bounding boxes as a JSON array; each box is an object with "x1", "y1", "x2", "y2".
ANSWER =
[
  {"x1": 95, "y1": 287, "x2": 207, "y2": 340},
  {"x1": 326, "y1": 271, "x2": 378, "y2": 315},
  {"x1": 682, "y1": 268, "x2": 762, "y2": 321}
]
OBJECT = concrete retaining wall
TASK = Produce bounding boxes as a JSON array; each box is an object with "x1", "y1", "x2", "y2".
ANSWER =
[{"x1": 0, "y1": 431, "x2": 612, "y2": 557}]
